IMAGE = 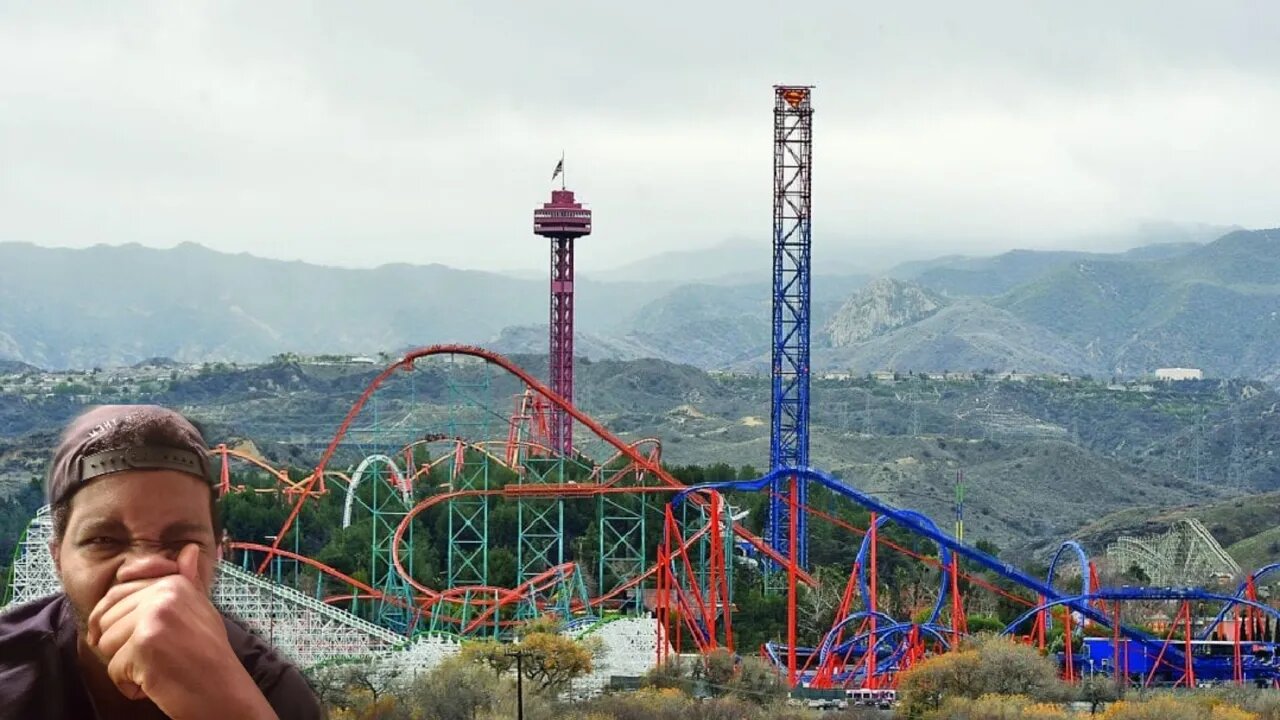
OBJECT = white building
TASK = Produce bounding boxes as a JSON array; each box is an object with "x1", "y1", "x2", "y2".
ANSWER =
[{"x1": 1155, "y1": 367, "x2": 1203, "y2": 381}]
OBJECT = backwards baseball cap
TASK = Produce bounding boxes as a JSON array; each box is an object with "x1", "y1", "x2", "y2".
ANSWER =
[{"x1": 47, "y1": 405, "x2": 213, "y2": 507}]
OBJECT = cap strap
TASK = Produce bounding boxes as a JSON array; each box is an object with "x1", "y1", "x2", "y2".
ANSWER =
[{"x1": 79, "y1": 446, "x2": 208, "y2": 483}]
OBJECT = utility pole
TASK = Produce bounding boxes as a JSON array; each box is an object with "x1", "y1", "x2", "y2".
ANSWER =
[{"x1": 507, "y1": 649, "x2": 532, "y2": 720}]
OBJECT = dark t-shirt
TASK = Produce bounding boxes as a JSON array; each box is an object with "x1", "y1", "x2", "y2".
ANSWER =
[{"x1": 0, "y1": 593, "x2": 325, "y2": 720}]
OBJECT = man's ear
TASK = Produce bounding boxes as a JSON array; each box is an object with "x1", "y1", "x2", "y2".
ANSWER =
[{"x1": 48, "y1": 539, "x2": 61, "y2": 572}]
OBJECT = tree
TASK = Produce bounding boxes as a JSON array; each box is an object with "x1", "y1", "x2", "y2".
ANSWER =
[
  {"x1": 1124, "y1": 563, "x2": 1151, "y2": 585},
  {"x1": 460, "y1": 638, "x2": 515, "y2": 675},
  {"x1": 797, "y1": 565, "x2": 847, "y2": 639},
  {"x1": 727, "y1": 655, "x2": 785, "y2": 704},
  {"x1": 459, "y1": 631, "x2": 593, "y2": 693},
  {"x1": 898, "y1": 636, "x2": 1065, "y2": 716},
  {"x1": 696, "y1": 647, "x2": 737, "y2": 689},
  {"x1": 519, "y1": 632, "x2": 594, "y2": 691},
  {"x1": 407, "y1": 655, "x2": 506, "y2": 720},
  {"x1": 1076, "y1": 676, "x2": 1119, "y2": 715},
  {"x1": 342, "y1": 663, "x2": 397, "y2": 706},
  {"x1": 975, "y1": 539, "x2": 1001, "y2": 558},
  {"x1": 520, "y1": 614, "x2": 564, "y2": 636},
  {"x1": 309, "y1": 659, "x2": 409, "y2": 720}
]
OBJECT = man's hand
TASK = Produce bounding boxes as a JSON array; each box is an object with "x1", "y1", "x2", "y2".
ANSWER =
[{"x1": 86, "y1": 544, "x2": 278, "y2": 720}]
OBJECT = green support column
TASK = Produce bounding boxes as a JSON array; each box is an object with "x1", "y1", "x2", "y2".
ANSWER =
[
  {"x1": 447, "y1": 445, "x2": 489, "y2": 588},
  {"x1": 517, "y1": 456, "x2": 566, "y2": 618},
  {"x1": 598, "y1": 492, "x2": 646, "y2": 613}
]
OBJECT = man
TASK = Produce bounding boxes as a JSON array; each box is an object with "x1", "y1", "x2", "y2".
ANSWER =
[{"x1": 0, "y1": 405, "x2": 324, "y2": 719}]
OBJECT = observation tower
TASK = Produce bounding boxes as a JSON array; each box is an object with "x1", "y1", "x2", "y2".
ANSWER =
[{"x1": 533, "y1": 182, "x2": 592, "y2": 454}]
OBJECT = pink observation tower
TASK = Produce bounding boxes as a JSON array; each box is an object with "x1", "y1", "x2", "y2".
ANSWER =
[{"x1": 533, "y1": 169, "x2": 591, "y2": 455}]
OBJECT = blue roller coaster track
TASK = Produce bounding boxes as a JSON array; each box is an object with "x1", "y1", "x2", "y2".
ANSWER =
[{"x1": 676, "y1": 466, "x2": 1280, "y2": 685}]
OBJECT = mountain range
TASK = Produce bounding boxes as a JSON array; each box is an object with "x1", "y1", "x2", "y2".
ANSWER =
[
  {"x1": 0, "y1": 242, "x2": 673, "y2": 368},
  {"x1": 2, "y1": 227, "x2": 1279, "y2": 380}
]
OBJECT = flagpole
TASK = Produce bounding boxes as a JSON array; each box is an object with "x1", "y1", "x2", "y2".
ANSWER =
[{"x1": 560, "y1": 150, "x2": 566, "y2": 190}]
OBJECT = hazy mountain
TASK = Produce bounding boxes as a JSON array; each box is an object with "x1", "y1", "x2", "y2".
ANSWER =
[
  {"x1": 890, "y1": 242, "x2": 1204, "y2": 298},
  {"x1": 996, "y1": 228, "x2": 1280, "y2": 379},
  {"x1": 610, "y1": 273, "x2": 872, "y2": 369},
  {"x1": 585, "y1": 238, "x2": 769, "y2": 285},
  {"x1": 5, "y1": 228, "x2": 1279, "y2": 378},
  {"x1": 823, "y1": 278, "x2": 947, "y2": 346},
  {"x1": 486, "y1": 325, "x2": 656, "y2": 362},
  {"x1": 891, "y1": 249, "x2": 1099, "y2": 296},
  {"x1": 816, "y1": 299, "x2": 1099, "y2": 375},
  {"x1": 0, "y1": 242, "x2": 675, "y2": 369},
  {"x1": 1169, "y1": 228, "x2": 1280, "y2": 286},
  {"x1": 0, "y1": 360, "x2": 40, "y2": 376},
  {"x1": 620, "y1": 283, "x2": 772, "y2": 366},
  {"x1": 587, "y1": 237, "x2": 885, "y2": 285}
]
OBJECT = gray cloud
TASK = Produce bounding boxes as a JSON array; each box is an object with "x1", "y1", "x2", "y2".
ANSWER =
[{"x1": 1, "y1": 1, "x2": 1277, "y2": 273}]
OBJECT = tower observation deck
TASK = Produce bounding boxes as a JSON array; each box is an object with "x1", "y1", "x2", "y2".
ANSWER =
[{"x1": 533, "y1": 189, "x2": 592, "y2": 454}]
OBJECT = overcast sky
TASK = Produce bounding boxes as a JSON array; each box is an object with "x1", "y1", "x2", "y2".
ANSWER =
[{"x1": 1, "y1": 2, "x2": 1277, "y2": 273}]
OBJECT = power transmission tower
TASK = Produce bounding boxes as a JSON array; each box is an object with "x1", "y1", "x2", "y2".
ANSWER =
[
  {"x1": 1230, "y1": 404, "x2": 1245, "y2": 487},
  {"x1": 1192, "y1": 412, "x2": 1206, "y2": 483},
  {"x1": 910, "y1": 392, "x2": 921, "y2": 437},
  {"x1": 863, "y1": 389, "x2": 873, "y2": 436}
]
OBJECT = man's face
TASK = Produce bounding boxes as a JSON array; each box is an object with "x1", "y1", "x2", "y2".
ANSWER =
[{"x1": 51, "y1": 470, "x2": 217, "y2": 633}]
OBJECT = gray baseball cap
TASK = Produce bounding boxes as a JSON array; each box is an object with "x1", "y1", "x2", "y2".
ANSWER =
[{"x1": 46, "y1": 405, "x2": 212, "y2": 506}]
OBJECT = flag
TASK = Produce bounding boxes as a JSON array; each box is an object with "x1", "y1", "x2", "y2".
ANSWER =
[{"x1": 551, "y1": 158, "x2": 564, "y2": 182}]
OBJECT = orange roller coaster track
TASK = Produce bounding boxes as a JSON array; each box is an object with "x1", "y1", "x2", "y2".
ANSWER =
[{"x1": 238, "y1": 345, "x2": 813, "y2": 631}]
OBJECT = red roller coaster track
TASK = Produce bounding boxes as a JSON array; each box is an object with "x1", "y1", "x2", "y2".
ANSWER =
[{"x1": 234, "y1": 344, "x2": 813, "y2": 629}]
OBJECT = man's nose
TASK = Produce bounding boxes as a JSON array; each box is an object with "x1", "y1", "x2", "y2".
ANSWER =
[{"x1": 115, "y1": 544, "x2": 181, "y2": 584}]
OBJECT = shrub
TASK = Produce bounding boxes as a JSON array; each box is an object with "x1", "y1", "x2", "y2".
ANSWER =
[
  {"x1": 1099, "y1": 696, "x2": 1229, "y2": 720},
  {"x1": 565, "y1": 688, "x2": 697, "y2": 720},
  {"x1": 898, "y1": 636, "x2": 1065, "y2": 715},
  {"x1": 929, "y1": 693, "x2": 1074, "y2": 720},
  {"x1": 728, "y1": 655, "x2": 786, "y2": 704},
  {"x1": 643, "y1": 657, "x2": 693, "y2": 690},
  {"x1": 405, "y1": 655, "x2": 507, "y2": 720}
]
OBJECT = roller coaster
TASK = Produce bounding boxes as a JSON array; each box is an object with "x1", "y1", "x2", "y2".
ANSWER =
[{"x1": 4, "y1": 344, "x2": 1276, "y2": 691}]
